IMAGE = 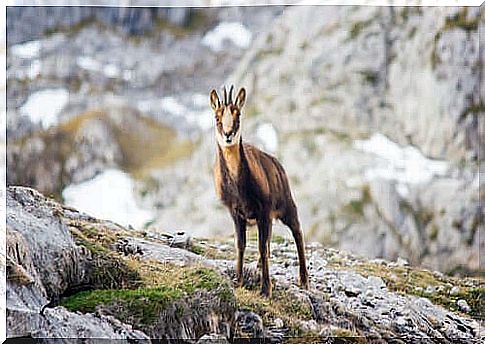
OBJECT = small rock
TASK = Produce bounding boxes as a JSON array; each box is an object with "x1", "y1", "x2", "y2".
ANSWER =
[
  {"x1": 425, "y1": 286, "x2": 436, "y2": 294},
  {"x1": 395, "y1": 317, "x2": 407, "y2": 326},
  {"x1": 367, "y1": 276, "x2": 386, "y2": 290},
  {"x1": 396, "y1": 257, "x2": 409, "y2": 267},
  {"x1": 449, "y1": 286, "x2": 460, "y2": 295},
  {"x1": 197, "y1": 333, "x2": 229, "y2": 344},
  {"x1": 236, "y1": 310, "x2": 264, "y2": 337},
  {"x1": 457, "y1": 299, "x2": 471, "y2": 313},
  {"x1": 273, "y1": 318, "x2": 284, "y2": 329},
  {"x1": 369, "y1": 258, "x2": 387, "y2": 265},
  {"x1": 298, "y1": 320, "x2": 319, "y2": 333},
  {"x1": 219, "y1": 244, "x2": 231, "y2": 251},
  {"x1": 345, "y1": 286, "x2": 361, "y2": 297}
]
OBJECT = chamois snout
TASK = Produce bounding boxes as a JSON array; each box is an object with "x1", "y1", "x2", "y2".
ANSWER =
[{"x1": 224, "y1": 132, "x2": 233, "y2": 144}]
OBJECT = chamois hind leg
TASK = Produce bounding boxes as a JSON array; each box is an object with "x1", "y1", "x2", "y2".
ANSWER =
[
  {"x1": 257, "y1": 214, "x2": 272, "y2": 297},
  {"x1": 281, "y1": 205, "x2": 309, "y2": 289},
  {"x1": 233, "y1": 215, "x2": 247, "y2": 287},
  {"x1": 257, "y1": 220, "x2": 272, "y2": 269}
]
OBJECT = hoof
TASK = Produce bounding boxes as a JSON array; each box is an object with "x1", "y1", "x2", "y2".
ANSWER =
[
  {"x1": 235, "y1": 276, "x2": 244, "y2": 288},
  {"x1": 260, "y1": 282, "x2": 273, "y2": 298},
  {"x1": 260, "y1": 288, "x2": 272, "y2": 298}
]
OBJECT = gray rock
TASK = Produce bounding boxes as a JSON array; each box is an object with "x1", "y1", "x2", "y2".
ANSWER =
[
  {"x1": 457, "y1": 299, "x2": 471, "y2": 313},
  {"x1": 7, "y1": 186, "x2": 91, "y2": 299},
  {"x1": 396, "y1": 257, "x2": 409, "y2": 267},
  {"x1": 10, "y1": 307, "x2": 150, "y2": 342},
  {"x1": 236, "y1": 310, "x2": 264, "y2": 338},
  {"x1": 450, "y1": 286, "x2": 461, "y2": 296},
  {"x1": 197, "y1": 333, "x2": 230, "y2": 344}
]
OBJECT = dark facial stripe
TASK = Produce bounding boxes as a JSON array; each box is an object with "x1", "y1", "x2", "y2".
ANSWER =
[{"x1": 216, "y1": 106, "x2": 240, "y2": 136}]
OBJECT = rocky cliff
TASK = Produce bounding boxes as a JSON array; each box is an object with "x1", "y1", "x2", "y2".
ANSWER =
[{"x1": 6, "y1": 186, "x2": 484, "y2": 342}]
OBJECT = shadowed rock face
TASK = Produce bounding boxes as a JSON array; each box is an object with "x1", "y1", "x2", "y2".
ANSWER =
[{"x1": 6, "y1": 186, "x2": 483, "y2": 342}]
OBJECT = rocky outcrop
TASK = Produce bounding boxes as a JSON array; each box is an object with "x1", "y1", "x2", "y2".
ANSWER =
[
  {"x1": 6, "y1": 186, "x2": 483, "y2": 342},
  {"x1": 7, "y1": 186, "x2": 235, "y2": 342},
  {"x1": 6, "y1": 4, "x2": 192, "y2": 45}
]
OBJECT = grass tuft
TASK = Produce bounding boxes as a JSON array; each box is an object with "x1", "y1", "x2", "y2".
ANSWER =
[{"x1": 235, "y1": 287, "x2": 312, "y2": 335}]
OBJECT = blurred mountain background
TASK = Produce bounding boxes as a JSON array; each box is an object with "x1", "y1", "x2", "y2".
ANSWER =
[{"x1": 5, "y1": 4, "x2": 484, "y2": 276}]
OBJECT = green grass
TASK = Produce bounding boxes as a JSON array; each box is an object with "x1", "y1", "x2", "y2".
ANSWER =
[
  {"x1": 342, "y1": 185, "x2": 372, "y2": 218},
  {"x1": 61, "y1": 262, "x2": 233, "y2": 325},
  {"x1": 358, "y1": 70, "x2": 379, "y2": 86},
  {"x1": 348, "y1": 19, "x2": 373, "y2": 40},
  {"x1": 62, "y1": 286, "x2": 182, "y2": 324},
  {"x1": 399, "y1": 7, "x2": 422, "y2": 23},
  {"x1": 429, "y1": 223, "x2": 439, "y2": 240},
  {"x1": 399, "y1": 199, "x2": 434, "y2": 231},
  {"x1": 443, "y1": 8, "x2": 478, "y2": 32}
]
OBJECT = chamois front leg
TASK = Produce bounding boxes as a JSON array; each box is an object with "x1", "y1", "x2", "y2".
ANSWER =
[
  {"x1": 233, "y1": 215, "x2": 247, "y2": 287},
  {"x1": 257, "y1": 213, "x2": 272, "y2": 297}
]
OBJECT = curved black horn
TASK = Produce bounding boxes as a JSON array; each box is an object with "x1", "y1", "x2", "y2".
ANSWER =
[
  {"x1": 223, "y1": 86, "x2": 227, "y2": 106},
  {"x1": 228, "y1": 85, "x2": 234, "y2": 104}
]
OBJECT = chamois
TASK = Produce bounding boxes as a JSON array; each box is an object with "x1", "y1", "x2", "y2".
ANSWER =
[{"x1": 210, "y1": 85, "x2": 309, "y2": 297}]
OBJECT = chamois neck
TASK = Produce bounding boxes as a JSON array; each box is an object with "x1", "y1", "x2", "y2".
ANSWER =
[{"x1": 217, "y1": 138, "x2": 243, "y2": 178}]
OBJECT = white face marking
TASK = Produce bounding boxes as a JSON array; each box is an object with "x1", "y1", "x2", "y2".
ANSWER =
[
  {"x1": 216, "y1": 107, "x2": 241, "y2": 148},
  {"x1": 222, "y1": 109, "x2": 233, "y2": 133}
]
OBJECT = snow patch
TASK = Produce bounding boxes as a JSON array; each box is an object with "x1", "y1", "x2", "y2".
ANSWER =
[
  {"x1": 202, "y1": 22, "x2": 252, "y2": 52},
  {"x1": 77, "y1": 56, "x2": 121, "y2": 78},
  {"x1": 62, "y1": 169, "x2": 154, "y2": 229},
  {"x1": 77, "y1": 56, "x2": 101, "y2": 72},
  {"x1": 354, "y1": 133, "x2": 448, "y2": 196},
  {"x1": 10, "y1": 40, "x2": 41, "y2": 59},
  {"x1": 161, "y1": 96, "x2": 213, "y2": 130},
  {"x1": 103, "y1": 64, "x2": 120, "y2": 78},
  {"x1": 256, "y1": 123, "x2": 278, "y2": 153},
  {"x1": 19, "y1": 89, "x2": 69, "y2": 129}
]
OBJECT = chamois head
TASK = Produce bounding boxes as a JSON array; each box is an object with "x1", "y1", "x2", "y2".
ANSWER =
[{"x1": 210, "y1": 85, "x2": 246, "y2": 148}]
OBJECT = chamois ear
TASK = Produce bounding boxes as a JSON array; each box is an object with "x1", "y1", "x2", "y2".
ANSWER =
[
  {"x1": 210, "y1": 89, "x2": 220, "y2": 111},
  {"x1": 235, "y1": 87, "x2": 246, "y2": 109}
]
